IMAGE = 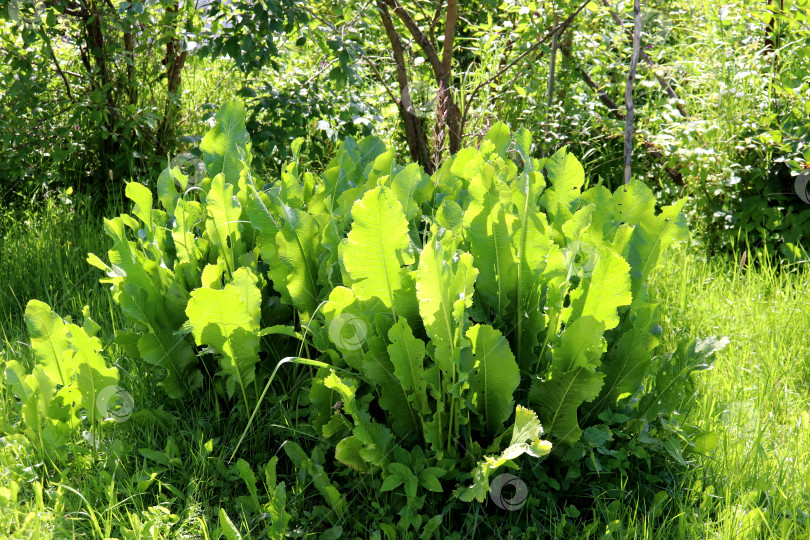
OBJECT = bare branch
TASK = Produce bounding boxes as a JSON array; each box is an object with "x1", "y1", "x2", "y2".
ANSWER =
[
  {"x1": 599, "y1": 0, "x2": 686, "y2": 117},
  {"x1": 460, "y1": 0, "x2": 590, "y2": 136},
  {"x1": 560, "y1": 37, "x2": 684, "y2": 185},
  {"x1": 624, "y1": 0, "x2": 642, "y2": 184},
  {"x1": 377, "y1": 0, "x2": 431, "y2": 168},
  {"x1": 442, "y1": 0, "x2": 458, "y2": 75},
  {"x1": 39, "y1": 29, "x2": 74, "y2": 102},
  {"x1": 546, "y1": 14, "x2": 559, "y2": 109},
  {"x1": 384, "y1": 0, "x2": 445, "y2": 78}
]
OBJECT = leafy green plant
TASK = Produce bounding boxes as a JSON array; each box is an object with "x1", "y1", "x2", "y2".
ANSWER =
[
  {"x1": 3, "y1": 300, "x2": 125, "y2": 464},
  {"x1": 91, "y1": 100, "x2": 713, "y2": 535}
]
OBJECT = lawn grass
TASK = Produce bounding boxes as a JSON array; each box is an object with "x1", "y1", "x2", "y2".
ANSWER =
[
  {"x1": 0, "y1": 195, "x2": 808, "y2": 538},
  {"x1": 649, "y1": 245, "x2": 810, "y2": 539}
]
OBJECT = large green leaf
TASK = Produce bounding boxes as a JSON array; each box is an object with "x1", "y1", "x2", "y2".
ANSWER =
[
  {"x1": 467, "y1": 325, "x2": 520, "y2": 435},
  {"x1": 186, "y1": 267, "x2": 261, "y2": 403},
  {"x1": 550, "y1": 316, "x2": 606, "y2": 375},
  {"x1": 321, "y1": 286, "x2": 385, "y2": 372},
  {"x1": 342, "y1": 186, "x2": 418, "y2": 323},
  {"x1": 362, "y1": 332, "x2": 419, "y2": 436},
  {"x1": 125, "y1": 182, "x2": 154, "y2": 234},
  {"x1": 510, "y1": 158, "x2": 554, "y2": 367},
  {"x1": 465, "y1": 166, "x2": 517, "y2": 317},
  {"x1": 200, "y1": 100, "x2": 251, "y2": 187},
  {"x1": 539, "y1": 147, "x2": 585, "y2": 218},
  {"x1": 267, "y1": 205, "x2": 320, "y2": 318},
  {"x1": 415, "y1": 234, "x2": 477, "y2": 373},
  {"x1": 280, "y1": 138, "x2": 305, "y2": 208},
  {"x1": 24, "y1": 300, "x2": 74, "y2": 386},
  {"x1": 205, "y1": 174, "x2": 245, "y2": 276},
  {"x1": 67, "y1": 323, "x2": 118, "y2": 424},
  {"x1": 638, "y1": 336, "x2": 728, "y2": 421},
  {"x1": 157, "y1": 164, "x2": 188, "y2": 217},
  {"x1": 172, "y1": 199, "x2": 205, "y2": 269},
  {"x1": 563, "y1": 250, "x2": 632, "y2": 330},
  {"x1": 137, "y1": 328, "x2": 202, "y2": 399},
  {"x1": 584, "y1": 329, "x2": 651, "y2": 418},
  {"x1": 624, "y1": 197, "x2": 689, "y2": 302},
  {"x1": 324, "y1": 371, "x2": 396, "y2": 468},
  {"x1": 613, "y1": 181, "x2": 656, "y2": 226},
  {"x1": 530, "y1": 368, "x2": 605, "y2": 446},
  {"x1": 482, "y1": 121, "x2": 511, "y2": 159},
  {"x1": 387, "y1": 317, "x2": 429, "y2": 417},
  {"x1": 455, "y1": 405, "x2": 551, "y2": 502},
  {"x1": 388, "y1": 163, "x2": 432, "y2": 220}
]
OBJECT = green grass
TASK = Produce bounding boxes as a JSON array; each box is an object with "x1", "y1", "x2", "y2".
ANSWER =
[
  {"x1": 0, "y1": 189, "x2": 123, "y2": 340},
  {"x1": 1, "y1": 191, "x2": 808, "y2": 538},
  {"x1": 648, "y1": 246, "x2": 810, "y2": 539}
]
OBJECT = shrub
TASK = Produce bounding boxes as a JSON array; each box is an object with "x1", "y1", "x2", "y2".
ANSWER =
[{"x1": 88, "y1": 100, "x2": 719, "y2": 534}]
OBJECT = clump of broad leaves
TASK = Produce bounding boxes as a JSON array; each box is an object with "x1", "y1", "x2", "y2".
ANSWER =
[
  {"x1": 3, "y1": 301, "x2": 124, "y2": 465},
  {"x1": 86, "y1": 100, "x2": 724, "y2": 536}
]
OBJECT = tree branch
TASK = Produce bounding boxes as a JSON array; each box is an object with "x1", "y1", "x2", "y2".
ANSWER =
[
  {"x1": 599, "y1": 0, "x2": 687, "y2": 117},
  {"x1": 560, "y1": 43, "x2": 685, "y2": 185},
  {"x1": 384, "y1": 0, "x2": 445, "y2": 78},
  {"x1": 39, "y1": 29, "x2": 74, "y2": 102},
  {"x1": 547, "y1": 14, "x2": 559, "y2": 109},
  {"x1": 624, "y1": 0, "x2": 642, "y2": 184},
  {"x1": 460, "y1": 0, "x2": 590, "y2": 136},
  {"x1": 442, "y1": 0, "x2": 458, "y2": 75},
  {"x1": 377, "y1": 0, "x2": 431, "y2": 168}
]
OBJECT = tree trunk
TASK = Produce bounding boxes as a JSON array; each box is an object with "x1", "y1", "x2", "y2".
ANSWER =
[
  {"x1": 377, "y1": 1, "x2": 431, "y2": 170},
  {"x1": 157, "y1": 2, "x2": 189, "y2": 155},
  {"x1": 623, "y1": 0, "x2": 642, "y2": 184},
  {"x1": 385, "y1": 0, "x2": 461, "y2": 156}
]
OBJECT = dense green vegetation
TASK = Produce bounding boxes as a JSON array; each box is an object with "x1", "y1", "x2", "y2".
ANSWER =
[{"x1": 0, "y1": 0, "x2": 808, "y2": 538}]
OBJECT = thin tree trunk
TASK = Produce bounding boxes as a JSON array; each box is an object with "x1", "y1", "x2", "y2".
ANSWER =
[
  {"x1": 83, "y1": 1, "x2": 119, "y2": 170},
  {"x1": 562, "y1": 45, "x2": 685, "y2": 185},
  {"x1": 764, "y1": 0, "x2": 782, "y2": 54},
  {"x1": 441, "y1": 0, "x2": 460, "y2": 153},
  {"x1": 385, "y1": 0, "x2": 461, "y2": 155},
  {"x1": 158, "y1": 2, "x2": 188, "y2": 155},
  {"x1": 599, "y1": 0, "x2": 687, "y2": 118},
  {"x1": 124, "y1": 30, "x2": 137, "y2": 105},
  {"x1": 624, "y1": 0, "x2": 642, "y2": 184},
  {"x1": 41, "y1": 29, "x2": 73, "y2": 102},
  {"x1": 547, "y1": 14, "x2": 558, "y2": 109},
  {"x1": 377, "y1": 1, "x2": 431, "y2": 170}
]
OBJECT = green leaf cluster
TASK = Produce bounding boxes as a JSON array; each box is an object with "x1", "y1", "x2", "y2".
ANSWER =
[
  {"x1": 90, "y1": 101, "x2": 707, "y2": 532},
  {"x1": 3, "y1": 300, "x2": 122, "y2": 463}
]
